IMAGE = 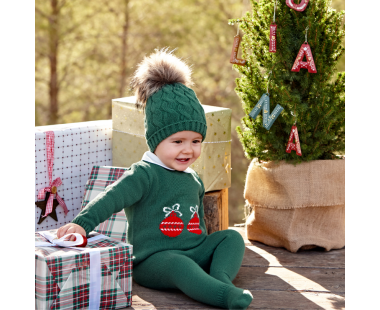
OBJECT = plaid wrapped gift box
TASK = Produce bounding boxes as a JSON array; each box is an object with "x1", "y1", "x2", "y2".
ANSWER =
[
  {"x1": 81, "y1": 166, "x2": 129, "y2": 243},
  {"x1": 35, "y1": 229, "x2": 133, "y2": 310}
]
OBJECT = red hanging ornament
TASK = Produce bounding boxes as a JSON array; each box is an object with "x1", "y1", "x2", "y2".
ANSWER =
[
  {"x1": 269, "y1": 0, "x2": 278, "y2": 53},
  {"x1": 286, "y1": 125, "x2": 302, "y2": 156},
  {"x1": 291, "y1": 43, "x2": 317, "y2": 73},
  {"x1": 187, "y1": 205, "x2": 202, "y2": 235},
  {"x1": 285, "y1": 0, "x2": 310, "y2": 12},
  {"x1": 159, "y1": 204, "x2": 184, "y2": 237},
  {"x1": 230, "y1": 24, "x2": 246, "y2": 65},
  {"x1": 269, "y1": 24, "x2": 277, "y2": 53},
  {"x1": 292, "y1": 27, "x2": 317, "y2": 73}
]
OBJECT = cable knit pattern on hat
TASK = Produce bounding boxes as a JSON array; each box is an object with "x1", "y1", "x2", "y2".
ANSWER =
[{"x1": 145, "y1": 83, "x2": 207, "y2": 152}]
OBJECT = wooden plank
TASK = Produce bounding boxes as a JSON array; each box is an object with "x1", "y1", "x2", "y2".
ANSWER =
[
  {"x1": 234, "y1": 266, "x2": 345, "y2": 295},
  {"x1": 127, "y1": 280, "x2": 344, "y2": 310},
  {"x1": 129, "y1": 281, "x2": 221, "y2": 310},
  {"x1": 231, "y1": 227, "x2": 345, "y2": 269},
  {"x1": 245, "y1": 290, "x2": 344, "y2": 310},
  {"x1": 130, "y1": 294, "x2": 157, "y2": 310},
  {"x1": 243, "y1": 244, "x2": 345, "y2": 269},
  {"x1": 220, "y1": 188, "x2": 229, "y2": 230}
]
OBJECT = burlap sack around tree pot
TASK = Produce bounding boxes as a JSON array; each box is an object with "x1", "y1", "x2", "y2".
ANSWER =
[{"x1": 244, "y1": 158, "x2": 345, "y2": 252}]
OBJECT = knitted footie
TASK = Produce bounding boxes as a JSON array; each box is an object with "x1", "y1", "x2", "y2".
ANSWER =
[{"x1": 225, "y1": 286, "x2": 253, "y2": 310}]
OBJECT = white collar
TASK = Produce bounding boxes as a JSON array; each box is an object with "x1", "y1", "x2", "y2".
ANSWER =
[{"x1": 141, "y1": 151, "x2": 194, "y2": 173}]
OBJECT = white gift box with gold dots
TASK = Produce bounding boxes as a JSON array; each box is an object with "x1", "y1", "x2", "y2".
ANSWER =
[{"x1": 112, "y1": 97, "x2": 231, "y2": 192}]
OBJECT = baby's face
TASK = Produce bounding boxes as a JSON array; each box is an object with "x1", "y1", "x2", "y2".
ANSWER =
[{"x1": 154, "y1": 131, "x2": 202, "y2": 171}]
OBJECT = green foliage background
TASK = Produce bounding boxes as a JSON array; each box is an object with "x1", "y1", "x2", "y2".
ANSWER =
[{"x1": 35, "y1": 0, "x2": 345, "y2": 225}]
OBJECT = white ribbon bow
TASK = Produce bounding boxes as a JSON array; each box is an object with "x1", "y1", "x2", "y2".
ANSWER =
[
  {"x1": 190, "y1": 205, "x2": 199, "y2": 218},
  {"x1": 163, "y1": 203, "x2": 182, "y2": 217},
  {"x1": 36, "y1": 232, "x2": 90, "y2": 251}
]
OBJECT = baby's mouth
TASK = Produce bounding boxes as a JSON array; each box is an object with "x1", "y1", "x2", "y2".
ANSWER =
[{"x1": 176, "y1": 158, "x2": 190, "y2": 163}]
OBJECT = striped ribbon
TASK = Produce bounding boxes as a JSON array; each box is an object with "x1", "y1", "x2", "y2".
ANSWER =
[{"x1": 37, "y1": 131, "x2": 69, "y2": 217}]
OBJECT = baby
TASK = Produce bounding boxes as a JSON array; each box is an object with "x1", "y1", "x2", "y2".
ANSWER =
[{"x1": 57, "y1": 49, "x2": 253, "y2": 310}]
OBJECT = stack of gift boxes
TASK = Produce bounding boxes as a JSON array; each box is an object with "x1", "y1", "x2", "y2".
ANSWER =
[
  {"x1": 112, "y1": 96, "x2": 232, "y2": 192},
  {"x1": 35, "y1": 97, "x2": 231, "y2": 309}
]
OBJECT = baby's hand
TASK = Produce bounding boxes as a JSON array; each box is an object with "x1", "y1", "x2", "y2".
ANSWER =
[{"x1": 57, "y1": 223, "x2": 86, "y2": 241}]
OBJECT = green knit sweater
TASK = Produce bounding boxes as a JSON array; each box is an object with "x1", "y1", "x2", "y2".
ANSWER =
[{"x1": 72, "y1": 153, "x2": 207, "y2": 266}]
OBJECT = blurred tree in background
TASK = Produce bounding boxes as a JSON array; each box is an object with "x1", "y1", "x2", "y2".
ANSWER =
[{"x1": 35, "y1": 0, "x2": 345, "y2": 225}]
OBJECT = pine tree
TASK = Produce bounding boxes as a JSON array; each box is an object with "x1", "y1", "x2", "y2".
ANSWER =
[{"x1": 230, "y1": 0, "x2": 345, "y2": 163}]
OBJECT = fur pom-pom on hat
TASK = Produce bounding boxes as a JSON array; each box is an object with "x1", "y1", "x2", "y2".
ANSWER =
[{"x1": 130, "y1": 48, "x2": 193, "y2": 109}]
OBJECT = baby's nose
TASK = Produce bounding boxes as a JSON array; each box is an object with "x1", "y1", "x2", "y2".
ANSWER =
[{"x1": 182, "y1": 142, "x2": 193, "y2": 153}]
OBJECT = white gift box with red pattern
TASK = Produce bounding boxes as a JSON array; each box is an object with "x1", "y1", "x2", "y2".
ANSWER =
[{"x1": 35, "y1": 120, "x2": 113, "y2": 232}]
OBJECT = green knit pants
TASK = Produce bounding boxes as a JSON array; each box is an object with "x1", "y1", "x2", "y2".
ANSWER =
[{"x1": 133, "y1": 229, "x2": 251, "y2": 309}]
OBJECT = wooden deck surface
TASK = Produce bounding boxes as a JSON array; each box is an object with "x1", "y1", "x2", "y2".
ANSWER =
[{"x1": 123, "y1": 227, "x2": 345, "y2": 310}]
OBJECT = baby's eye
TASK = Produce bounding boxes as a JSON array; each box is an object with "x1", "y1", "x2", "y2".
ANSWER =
[
  {"x1": 193, "y1": 140, "x2": 201, "y2": 144},
  {"x1": 174, "y1": 140, "x2": 182, "y2": 144}
]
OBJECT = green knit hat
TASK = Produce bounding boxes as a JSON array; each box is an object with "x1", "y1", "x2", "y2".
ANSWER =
[{"x1": 130, "y1": 48, "x2": 207, "y2": 152}]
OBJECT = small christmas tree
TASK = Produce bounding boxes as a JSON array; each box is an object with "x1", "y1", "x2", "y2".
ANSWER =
[{"x1": 230, "y1": 0, "x2": 345, "y2": 162}]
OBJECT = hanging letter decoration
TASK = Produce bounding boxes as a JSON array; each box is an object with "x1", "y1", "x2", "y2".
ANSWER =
[
  {"x1": 285, "y1": 0, "x2": 310, "y2": 12},
  {"x1": 269, "y1": 24, "x2": 277, "y2": 53},
  {"x1": 230, "y1": 35, "x2": 246, "y2": 65},
  {"x1": 291, "y1": 43, "x2": 317, "y2": 73},
  {"x1": 249, "y1": 93, "x2": 284, "y2": 130},
  {"x1": 286, "y1": 125, "x2": 302, "y2": 156},
  {"x1": 269, "y1": 0, "x2": 278, "y2": 53}
]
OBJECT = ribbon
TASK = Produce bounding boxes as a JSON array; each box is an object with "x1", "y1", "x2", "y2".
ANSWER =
[
  {"x1": 37, "y1": 131, "x2": 68, "y2": 217},
  {"x1": 190, "y1": 205, "x2": 199, "y2": 218},
  {"x1": 89, "y1": 251, "x2": 101, "y2": 309},
  {"x1": 35, "y1": 231, "x2": 106, "y2": 250},
  {"x1": 163, "y1": 203, "x2": 182, "y2": 217}
]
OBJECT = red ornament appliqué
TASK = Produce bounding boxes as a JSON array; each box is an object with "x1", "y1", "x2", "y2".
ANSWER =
[
  {"x1": 187, "y1": 205, "x2": 202, "y2": 235},
  {"x1": 159, "y1": 204, "x2": 184, "y2": 237}
]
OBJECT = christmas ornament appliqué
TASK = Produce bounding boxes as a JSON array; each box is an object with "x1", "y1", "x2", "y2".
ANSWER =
[
  {"x1": 187, "y1": 205, "x2": 202, "y2": 235},
  {"x1": 159, "y1": 204, "x2": 184, "y2": 237}
]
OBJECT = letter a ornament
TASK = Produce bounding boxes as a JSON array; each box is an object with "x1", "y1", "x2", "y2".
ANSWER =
[
  {"x1": 286, "y1": 125, "x2": 302, "y2": 156},
  {"x1": 292, "y1": 27, "x2": 317, "y2": 73}
]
